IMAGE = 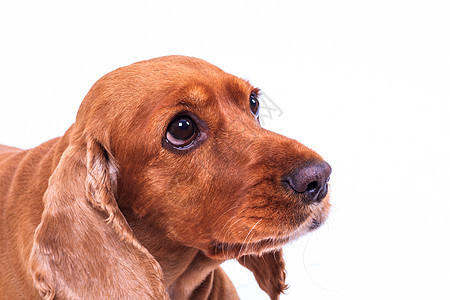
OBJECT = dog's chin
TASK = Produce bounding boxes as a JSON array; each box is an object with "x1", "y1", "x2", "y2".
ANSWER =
[
  {"x1": 205, "y1": 235, "x2": 293, "y2": 260},
  {"x1": 205, "y1": 217, "x2": 325, "y2": 260}
]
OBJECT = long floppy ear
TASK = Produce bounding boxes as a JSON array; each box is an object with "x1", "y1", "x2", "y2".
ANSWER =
[
  {"x1": 238, "y1": 249, "x2": 287, "y2": 300},
  {"x1": 29, "y1": 136, "x2": 168, "y2": 299}
]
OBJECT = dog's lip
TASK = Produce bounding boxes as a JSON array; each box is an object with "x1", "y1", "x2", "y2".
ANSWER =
[
  {"x1": 207, "y1": 234, "x2": 294, "y2": 259},
  {"x1": 308, "y1": 218, "x2": 322, "y2": 231}
]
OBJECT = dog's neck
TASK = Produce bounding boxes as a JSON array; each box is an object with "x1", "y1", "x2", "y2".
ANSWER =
[{"x1": 121, "y1": 209, "x2": 223, "y2": 299}]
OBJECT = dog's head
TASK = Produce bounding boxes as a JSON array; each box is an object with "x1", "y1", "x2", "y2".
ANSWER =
[
  {"x1": 30, "y1": 56, "x2": 331, "y2": 299},
  {"x1": 80, "y1": 56, "x2": 331, "y2": 258}
]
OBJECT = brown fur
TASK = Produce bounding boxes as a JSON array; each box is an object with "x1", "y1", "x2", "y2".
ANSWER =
[{"x1": 0, "y1": 56, "x2": 330, "y2": 299}]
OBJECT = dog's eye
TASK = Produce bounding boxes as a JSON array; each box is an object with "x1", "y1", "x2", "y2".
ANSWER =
[
  {"x1": 249, "y1": 92, "x2": 260, "y2": 117},
  {"x1": 166, "y1": 116, "x2": 198, "y2": 147}
]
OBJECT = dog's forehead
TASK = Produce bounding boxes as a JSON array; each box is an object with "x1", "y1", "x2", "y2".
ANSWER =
[
  {"x1": 79, "y1": 57, "x2": 256, "y2": 125},
  {"x1": 135, "y1": 56, "x2": 254, "y2": 101},
  {"x1": 173, "y1": 76, "x2": 254, "y2": 109}
]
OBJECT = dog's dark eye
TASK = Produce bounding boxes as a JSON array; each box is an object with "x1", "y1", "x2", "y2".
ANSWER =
[
  {"x1": 166, "y1": 116, "x2": 197, "y2": 147},
  {"x1": 249, "y1": 92, "x2": 260, "y2": 117}
]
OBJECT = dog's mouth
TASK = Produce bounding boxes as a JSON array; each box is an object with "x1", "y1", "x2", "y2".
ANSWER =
[
  {"x1": 207, "y1": 235, "x2": 293, "y2": 259},
  {"x1": 204, "y1": 198, "x2": 330, "y2": 260},
  {"x1": 206, "y1": 217, "x2": 324, "y2": 259}
]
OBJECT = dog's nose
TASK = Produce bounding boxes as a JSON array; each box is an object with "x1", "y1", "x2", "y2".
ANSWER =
[{"x1": 285, "y1": 160, "x2": 332, "y2": 203}]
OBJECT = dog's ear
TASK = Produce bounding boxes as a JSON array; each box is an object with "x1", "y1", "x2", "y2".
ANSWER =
[
  {"x1": 29, "y1": 136, "x2": 168, "y2": 299},
  {"x1": 238, "y1": 249, "x2": 287, "y2": 300}
]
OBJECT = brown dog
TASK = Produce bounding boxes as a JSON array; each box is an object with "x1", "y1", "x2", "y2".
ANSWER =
[{"x1": 0, "y1": 56, "x2": 331, "y2": 299}]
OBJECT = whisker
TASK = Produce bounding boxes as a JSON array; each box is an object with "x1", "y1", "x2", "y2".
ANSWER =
[
  {"x1": 238, "y1": 219, "x2": 262, "y2": 258},
  {"x1": 217, "y1": 216, "x2": 246, "y2": 256},
  {"x1": 216, "y1": 205, "x2": 239, "y2": 223},
  {"x1": 221, "y1": 216, "x2": 245, "y2": 241},
  {"x1": 218, "y1": 215, "x2": 238, "y2": 241},
  {"x1": 246, "y1": 227, "x2": 259, "y2": 256}
]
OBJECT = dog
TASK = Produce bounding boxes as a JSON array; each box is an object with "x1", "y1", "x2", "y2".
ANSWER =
[{"x1": 0, "y1": 56, "x2": 331, "y2": 299}]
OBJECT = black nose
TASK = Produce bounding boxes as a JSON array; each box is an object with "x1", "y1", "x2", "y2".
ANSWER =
[{"x1": 285, "y1": 160, "x2": 332, "y2": 203}]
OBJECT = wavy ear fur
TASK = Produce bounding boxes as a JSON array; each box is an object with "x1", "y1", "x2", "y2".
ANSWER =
[
  {"x1": 29, "y1": 137, "x2": 168, "y2": 299},
  {"x1": 238, "y1": 250, "x2": 287, "y2": 300}
]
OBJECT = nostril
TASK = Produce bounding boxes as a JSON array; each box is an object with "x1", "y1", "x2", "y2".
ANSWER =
[{"x1": 306, "y1": 181, "x2": 318, "y2": 193}]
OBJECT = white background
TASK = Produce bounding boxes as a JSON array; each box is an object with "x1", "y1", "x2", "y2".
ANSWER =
[{"x1": 1, "y1": 1, "x2": 449, "y2": 299}]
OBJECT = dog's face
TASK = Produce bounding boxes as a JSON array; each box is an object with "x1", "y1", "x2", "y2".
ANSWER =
[{"x1": 92, "y1": 56, "x2": 331, "y2": 259}]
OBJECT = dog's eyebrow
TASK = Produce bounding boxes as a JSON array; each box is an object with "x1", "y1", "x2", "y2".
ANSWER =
[
  {"x1": 252, "y1": 87, "x2": 261, "y2": 97},
  {"x1": 175, "y1": 84, "x2": 216, "y2": 109},
  {"x1": 176, "y1": 99, "x2": 199, "y2": 110},
  {"x1": 225, "y1": 78, "x2": 255, "y2": 106}
]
